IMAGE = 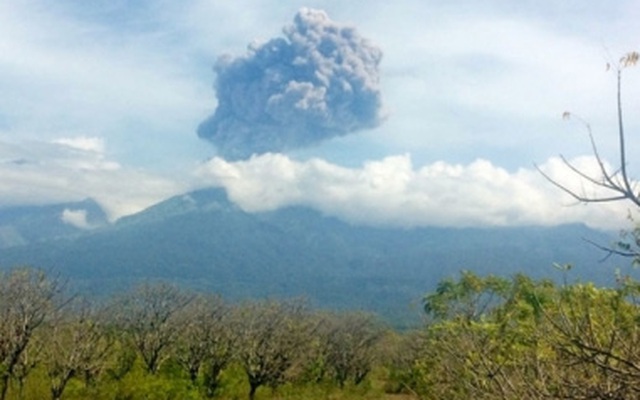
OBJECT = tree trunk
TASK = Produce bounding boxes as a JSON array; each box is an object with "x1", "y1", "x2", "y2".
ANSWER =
[
  {"x1": 204, "y1": 364, "x2": 223, "y2": 398},
  {"x1": 0, "y1": 373, "x2": 9, "y2": 400},
  {"x1": 188, "y1": 366, "x2": 198, "y2": 384},
  {"x1": 248, "y1": 382, "x2": 259, "y2": 400},
  {"x1": 50, "y1": 370, "x2": 74, "y2": 400}
]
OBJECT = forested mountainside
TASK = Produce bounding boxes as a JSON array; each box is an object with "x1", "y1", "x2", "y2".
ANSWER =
[{"x1": 0, "y1": 188, "x2": 629, "y2": 325}]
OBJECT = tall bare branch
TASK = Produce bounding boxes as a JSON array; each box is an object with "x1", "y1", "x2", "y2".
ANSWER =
[{"x1": 536, "y1": 52, "x2": 640, "y2": 207}]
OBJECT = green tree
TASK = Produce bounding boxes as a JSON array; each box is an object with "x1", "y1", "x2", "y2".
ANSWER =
[
  {"x1": 414, "y1": 271, "x2": 640, "y2": 399},
  {"x1": 416, "y1": 272, "x2": 560, "y2": 399},
  {"x1": 423, "y1": 270, "x2": 511, "y2": 322},
  {"x1": 541, "y1": 279, "x2": 640, "y2": 398}
]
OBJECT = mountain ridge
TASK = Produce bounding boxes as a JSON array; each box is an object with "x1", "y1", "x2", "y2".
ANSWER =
[
  {"x1": 0, "y1": 187, "x2": 630, "y2": 326},
  {"x1": 0, "y1": 198, "x2": 108, "y2": 248}
]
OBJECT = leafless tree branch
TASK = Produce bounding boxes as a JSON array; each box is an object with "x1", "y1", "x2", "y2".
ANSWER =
[{"x1": 539, "y1": 52, "x2": 640, "y2": 208}]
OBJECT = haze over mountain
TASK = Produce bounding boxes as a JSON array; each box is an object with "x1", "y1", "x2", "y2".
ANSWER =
[{"x1": 0, "y1": 187, "x2": 629, "y2": 326}]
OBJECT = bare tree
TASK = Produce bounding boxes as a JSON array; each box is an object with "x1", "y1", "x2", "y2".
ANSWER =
[
  {"x1": 111, "y1": 283, "x2": 192, "y2": 374},
  {"x1": 104, "y1": 342, "x2": 137, "y2": 382},
  {"x1": 42, "y1": 298, "x2": 113, "y2": 400},
  {"x1": 536, "y1": 52, "x2": 640, "y2": 257},
  {"x1": 320, "y1": 312, "x2": 383, "y2": 388},
  {"x1": 0, "y1": 268, "x2": 66, "y2": 400},
  {"x1": 172, "y1": 294, "x2": 236, "y2": 397},
  {"x1": 10, "y1": 336, "x2": 40, "y2": 398},
  {"x1": 235, "y1": 299, "x2": 312, "y2": 400}
]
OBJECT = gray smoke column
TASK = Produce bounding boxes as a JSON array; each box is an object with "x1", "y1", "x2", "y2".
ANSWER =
[{"x1": 197, "y1": 8, "x2": 384, "y2": 160}]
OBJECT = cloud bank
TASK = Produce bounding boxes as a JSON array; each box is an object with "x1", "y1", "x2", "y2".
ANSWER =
[
  {"x1": 0, "y1": 137, "x2": 629, "y2": 231},
  {"x1": 197, "y1": 8, "x2": 384, "y2": 159},
  {"x1": 0, "y1": 138, "x2": 186, "y2": 221},
  {"x1": 196, "y1": 153, "x2": 629, "y2": 230}
]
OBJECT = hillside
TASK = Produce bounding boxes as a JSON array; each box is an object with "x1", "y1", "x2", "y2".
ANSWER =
[
  {"x1": 0, "y1": 198, "x2": 108, "y2": 248},
  {"x1": 0, "y1": 187, "x2": 630, "y2": 325}
]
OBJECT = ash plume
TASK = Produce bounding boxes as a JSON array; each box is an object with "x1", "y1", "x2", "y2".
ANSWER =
[{"x1": 197, "y1": 8, "x2": 384, "y2": 159}]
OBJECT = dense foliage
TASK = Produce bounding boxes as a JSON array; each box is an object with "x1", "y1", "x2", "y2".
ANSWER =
[
  {"x1": 4, "y1": 266, "x2": 640, "y2": 399},
  {"x1": 395, "y1": 270, "x2": 640, "y2": 399}
]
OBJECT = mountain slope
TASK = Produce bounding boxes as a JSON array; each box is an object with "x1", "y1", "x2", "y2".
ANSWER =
[
  {"x1": 0, "y1": 198, "x2": 108, "y2": 248},
  {"x1": 0, "y1": 188, "x2": 629, "y2": 325}
]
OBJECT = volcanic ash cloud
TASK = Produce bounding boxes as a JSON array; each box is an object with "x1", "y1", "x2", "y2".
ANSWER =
[{"x1": 197, "y1": 8, "x2": 384, "y2": 160}]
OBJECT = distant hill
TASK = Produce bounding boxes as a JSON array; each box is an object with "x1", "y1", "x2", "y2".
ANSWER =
[
  {"x1": 0, "y1": 188, "x2": 631, "y2": 326},
  {"x1": 0, "y1": 198, "x2": 108, "y2": 248}
]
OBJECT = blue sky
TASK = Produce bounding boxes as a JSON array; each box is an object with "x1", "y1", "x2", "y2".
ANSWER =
[{"x1": 0, "y1": 0, "x2": 639, "y2": 229}]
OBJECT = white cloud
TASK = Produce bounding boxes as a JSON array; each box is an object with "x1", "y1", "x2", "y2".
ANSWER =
[
  {"x1": 0, "y1": 0, "x2": 637, "y2": 232},
  {"x1": 53, "y1": 136, "x2": 105, "y2": 153},
  {"x1": 0, "y1": 138, "x2": 187, "y2": 221},
  {"x1": 196, "y1": 153, "x2": 630, "y2": 230},
  {"x1": 0, "y1": 139, "x2": 632, "y2": 231},
  {"x1": 61, "y1": 208, "x2": 90, "y2": 229}
]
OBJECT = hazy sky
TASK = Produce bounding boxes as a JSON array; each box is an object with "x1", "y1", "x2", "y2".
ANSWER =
[{"x1": 1, "y1": 0, "x2": 639, "y2": 229}]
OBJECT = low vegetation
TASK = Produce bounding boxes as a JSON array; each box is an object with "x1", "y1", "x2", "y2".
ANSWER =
[{"x1": 2, "y1": 266, "x2": 640, "y2": 399}]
